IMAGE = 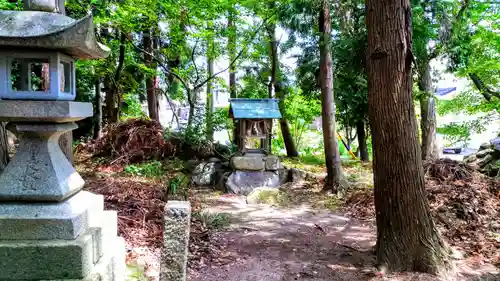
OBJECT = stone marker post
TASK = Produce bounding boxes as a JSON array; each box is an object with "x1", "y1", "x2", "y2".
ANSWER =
[
  {"x1": 161, "y1": 201, "x2": 191, "y2": 281},
  {"x1": 0, "y1": 1, "x2": 125, "y2": 280}
]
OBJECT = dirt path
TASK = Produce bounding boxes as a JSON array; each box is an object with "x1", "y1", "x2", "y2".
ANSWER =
[{"x1": 188, "y1": 192, "x2": 500, "y2": 281}]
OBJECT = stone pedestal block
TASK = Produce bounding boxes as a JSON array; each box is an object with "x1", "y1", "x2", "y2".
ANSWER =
[
  {"x1": 230, "y1": 155, "x2": 265, "y2": 170},
  {"x1": 0, "y1": 122, "x2": 84, "y2": 201},
  {"x1": 0, "y1": 191, "x2": 103, "y2": 240},
  {"x1": 0, "y1": 231, "x2": 95, "y2": 279}
]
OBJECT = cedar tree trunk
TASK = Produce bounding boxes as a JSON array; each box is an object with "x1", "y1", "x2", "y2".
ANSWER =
[
  {"x1": 319, "y1": 0, "x2": 344, "y2": 192},
  {"x1": 419, "y1": 63, "x2": 439, "y2": 161},
  {"x1": 366, "y1": 0, "x2": 449, "y2": 273}
]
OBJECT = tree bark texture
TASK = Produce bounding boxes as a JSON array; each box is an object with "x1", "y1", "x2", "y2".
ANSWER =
[
  {"x1": 366, "y1": 0, "x2": 448, "y2": 273},
  {"x1": 419, "y1": 63, "x2": 439, "y2": 161},
  {"x1": 228, "y1": 11, "x2": 239, "y2": 145},
  {"x1": 144, "y1": 28, "x2": 159, "y2": 121},
  {"x1": 319, "y1": 1, "x2": 343, "y2": 192},
  {"x1": 0, "y1": 123, "x2": 8, "y2": 173},
  {"x1": 267, "y1": 22, "x2": 298, "y2": 157},
  {"x1": 94, "y1": 78, "x2": 102, "y2": 140},
  {"x1": 106, "y1": 31, "x2": 126, "y2": 124},
  {"x1": 356, "y1": 120, "x2": 369, "y2": 162},
  {"x1": 206, "y1": 43, "x2": 214, "y2": 141}
]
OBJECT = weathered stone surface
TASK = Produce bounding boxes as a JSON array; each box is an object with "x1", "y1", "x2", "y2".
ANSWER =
[
  {"x1": 265, "y1": 155, "x2": 283, "y2": 170},
  {"x1": 230, "y1": 156, "x2": 265, "y2": 171},
  {"x1": 0, "y1": 231, "x2": 94, "y2": 279},
  {"x1": 0, "y1": 101, "x2": 92, "y2": 123},
  {"x1": 246, "y1": 187, "x2": 282, "y2": 204},
  {"x1": 0, "y1": 122, "x2": 84, "y2": 201},
  {"x1": 161, "y1": 201, "x2": 191, "y2": 281},
  {"x1": 183, "y1": 160, "x2": 200, "y2": 173},
  {"x1": 289, "y1": 168, "x2": 307, "y2": 182},
  {"x1": 226, "y1": 171, "x2": 281, "y2": 195},
  {"x1": 476, "y1": 149, "x2": 494, "y2": 158},
  {"x1": 478, "y1": 154, "x2": 493, "y2": 168},
  {"x1": 191, "y1": 162, "x2": 220, "y2": 186},
  {"x1": 479, "y1": 142, "x2": 492, "y2": 150},
  {"x1": 0, "y1": 11, "x2": 110, "y2": 59},
  {"x1": 0, "y1": 191, "x2": 103, "y2": 240},
  {"x1": 464, "y1": 154, "x2": 477, "y2": 163},
  {"x1": 37, "y1": 237, "x2": 126, "y2": 281},
  {"x1": 88, "y1": 211, "x2": 118, "y2": 263}
]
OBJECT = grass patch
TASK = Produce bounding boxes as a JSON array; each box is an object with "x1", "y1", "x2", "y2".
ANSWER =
[
  {"x1": 124, "y1": 161, "x2": 164, "y2": 178},
  {"x1": 126, "y1": 264, "x2": 149, "y2": 281},
  {"x1": 256, "y1": 189, "x2": 289, "y2": 206},
  {"x1": 323, "y1": 196, "x2": 343, "y2": 211},
  {"x1": 193, "y1": 210, "x2": 232, "y2": 230}
]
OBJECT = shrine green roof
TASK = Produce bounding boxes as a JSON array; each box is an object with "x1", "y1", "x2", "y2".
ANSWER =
[{"x1": 229, "y1": 98, "x2": 282, "y2": 119}]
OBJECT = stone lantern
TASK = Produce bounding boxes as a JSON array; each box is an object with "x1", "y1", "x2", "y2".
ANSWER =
[{"x1": 0, "y1": 2, "x2": 125, "y2": 281}]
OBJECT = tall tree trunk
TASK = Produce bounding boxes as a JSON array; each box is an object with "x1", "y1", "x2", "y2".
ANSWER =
[
  {"x1": 94, "y1": 78, "x2": 102, "y2": 139},
  {"x1": 419, "y1": 63, "x2": 439, "y2": 161},
  {"x1": 106, "y1": 32, "x2": 126, "y2": 124},
  {"x1": 356, "y1": 120, "x2": 369, "y2": 162},
  {"x1": 267, "y1": 22, "x2": 298, "y2": 157},
  {"x1": 144, "y1": 28, "x2": 159, "y2": 121},
  {"x1": 0, "y1": 123, "x2": 8, "y2": 173},
  {"x1": 366, "y1": 0, "x2": 448, "y2": 273},
  {"x1": 228, "y1": 11, "x2": 239, "y2": 145},
  {"x1": 319, "y1": 1, "x2": 344, "y2": 193},
  {"x1": 206, "y1": 38, "x2": 214, "y2": 142}
]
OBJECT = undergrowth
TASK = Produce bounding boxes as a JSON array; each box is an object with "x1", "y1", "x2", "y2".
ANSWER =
[{"x1": 193, "y1": 210, "x2": 232, "y2": 230}]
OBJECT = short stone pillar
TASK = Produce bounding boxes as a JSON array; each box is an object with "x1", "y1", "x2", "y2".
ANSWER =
[{"x1": 161, "y1": 201, "x2": 191, "y2": 281}]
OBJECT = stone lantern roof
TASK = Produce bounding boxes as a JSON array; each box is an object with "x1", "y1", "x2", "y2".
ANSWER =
[{"x1": 0, "y1": 10, "x2": 110, "y2": 59}]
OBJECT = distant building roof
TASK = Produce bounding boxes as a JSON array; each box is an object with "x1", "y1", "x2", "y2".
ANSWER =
[
  {"x1": 229, "y1": 98, "x2": 282, "y2": 119},
  {"x1": 436, "y1": 87, "x2": 457, "y2": 96}
]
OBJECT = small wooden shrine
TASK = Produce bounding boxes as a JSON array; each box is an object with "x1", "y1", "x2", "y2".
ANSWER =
[{"x1": 229, "y1": 98, "x2": 282, "y2": 153}]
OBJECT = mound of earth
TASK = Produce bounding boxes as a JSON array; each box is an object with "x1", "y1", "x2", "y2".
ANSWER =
[{"x1": 344, "y1": 159, "x2": 500, "y2": 264}]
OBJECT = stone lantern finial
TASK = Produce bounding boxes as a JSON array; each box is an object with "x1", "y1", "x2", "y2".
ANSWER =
[{"x1": 24, "y1": 0, "x2": 65, "y2": 15}]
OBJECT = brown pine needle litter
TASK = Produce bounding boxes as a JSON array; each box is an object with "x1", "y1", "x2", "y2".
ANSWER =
[{"x1": 344, "y1": 159, "x2": 500, "y2": 265}]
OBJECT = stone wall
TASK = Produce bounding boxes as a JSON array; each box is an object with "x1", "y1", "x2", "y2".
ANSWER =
[{"x1": 464, "y1": 137, "x2": 500, "y2": 178}]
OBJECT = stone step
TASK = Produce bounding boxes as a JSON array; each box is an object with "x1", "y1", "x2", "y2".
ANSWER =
[
  {"x1": 0, "y1": 191, "x2": 104, "y2": 240},
  {"x1": 0, "y1": 215, "x2": 122, "y2": 280}
]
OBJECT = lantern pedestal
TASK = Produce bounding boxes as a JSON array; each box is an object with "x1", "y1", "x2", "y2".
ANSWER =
[{"x1": 0, "y1": 100, "x2": 125, "y2": 281}]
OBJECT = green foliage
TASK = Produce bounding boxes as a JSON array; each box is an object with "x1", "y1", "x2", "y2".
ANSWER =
[
  {"x1": 284, "y1": 88, "x2": 321, "y2": 150},
  {"x1": 0, "y1": 0, "x2": 20, "y2": 10},
  {"x1": 167, "y1": 173, "x2": 189, "y2": 199},
  {"x1": 124, "y1": 161, "x2": 163, "y2": 178},
  {"x1": 437, "y1": 118, "x2": 490, "y2": 147},
  {"x1": 193, "y1": 210, "x2": 232, "y2": 230},
  {"x1": 121, "y1": 93, "x2": 147, "y2": 120}
]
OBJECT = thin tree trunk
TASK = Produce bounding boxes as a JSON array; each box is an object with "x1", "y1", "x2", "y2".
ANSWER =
[
  {"x1": 144, "y1": 28, "x2": 159, "y2": 121},
  {"x1": 267, "y1": 22, "x2": 298, "y2": 157},
  {"x1": 94, "y1": 78, "x2": 102, "y2": 140},
  {"x1": 419, "y1": 63, "x2": 439, "y2": 161},
  {"x1": 228, "y1": 11, "x2": 239, "y2": 145},
  {"x1": 356, "y1": 120, "x2": 369, "y2": 162},
  {"x1": 0, "y1": 123, "x2": 8, "y2": 172},
  {"x1": 107, "y1": 32, "x2": 126, "y2": 124},
  {"x1": 366, "y1": 0, "x2": 448, "y2": 273},
  {"x1": 206, "y1": 38, "x2": 214, "y2": 141},
  {"x1": 319, "y1": 1, "x2": 344, "y2": 193}
]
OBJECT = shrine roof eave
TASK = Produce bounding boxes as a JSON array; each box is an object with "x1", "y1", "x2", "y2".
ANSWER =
[
  {"x1": 0, "y1": 11, "x2": 110, "y2": 59},
  {"x1": 229, "y1": 98, "x2": 282, "y2": 119}
]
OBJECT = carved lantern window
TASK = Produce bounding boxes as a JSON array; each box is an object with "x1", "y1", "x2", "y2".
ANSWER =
[{"x1": 0, "y1": 51, "x2": 75, "y2": 100}]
